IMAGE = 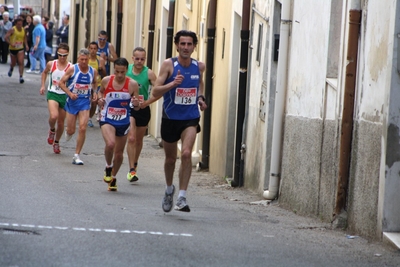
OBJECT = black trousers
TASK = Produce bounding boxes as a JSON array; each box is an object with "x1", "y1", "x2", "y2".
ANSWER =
[{"x1": 0, "y1": 38, "x2": 9, "y2": 64}]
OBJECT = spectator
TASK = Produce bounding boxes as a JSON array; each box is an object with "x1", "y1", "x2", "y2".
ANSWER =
[
  {"x1": 0, "y1": 12, "x2": 12, "y2": 64},
  {"x1": 26, "y1": 15, "x2": 46, "y2": 74},
  {"x1": 44, "y1": 21, "x2": 54, "y2": 62},
  {"x1": 24, "y1": 14, "x2": 34, "y2": 68},
  {"x1": 55, "y1": 15, "x2": 69, "y2": 45}
]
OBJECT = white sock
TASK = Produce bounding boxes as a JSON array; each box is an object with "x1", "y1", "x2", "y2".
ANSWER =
[
  {"x1": 178, "y1": 190, "x2": 186, "y2": 198},
  {"x1": 74, "y1": 154, "x2": 79, "y2": 158}
]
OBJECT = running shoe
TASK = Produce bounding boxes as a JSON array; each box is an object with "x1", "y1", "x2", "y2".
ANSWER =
[
  {"x1": 104, "y1": 167, "x2": 113, "y2": 183},
  {"x1": 174, "y1": 196, "x2": 191, "y2": 212},
  {"x1": 19, "y1": 77, "x2": 24, "y2": 84},
  {"x1": 108, "y1": 178, "x2": 117, "y2": 191},
  {"x1": 88, "y1": 119, "x2": 94, "y2": 127},
  {"x1": 72, "y1": 156, "x2": 84, "y2": 165},
  {"x1": 162, "y1": 185, "x2": 175, "y2": 212},
  {"x1": 26, "y1": 69, "x2": 35, "y2": 74},
  {"x1": 8, "y1": 68, "x2": 13, "y2": 77},
  {"x1": 34, "y1": 70, "x2": 41, "y2": 74},
  {"x1": 127, "y1": 169, "x2": 139, "y2": 182},
  {"x1": 47, "y1": 130, "x2": 55, "y2": 145},
  {"x1": 65, "y1": 129, "x2": 73, "y2": 142},
  {"x1": 53, "y1": 143, "x2": 60, "y2": 154}
]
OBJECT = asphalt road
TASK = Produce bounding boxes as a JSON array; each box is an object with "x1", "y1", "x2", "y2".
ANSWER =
[{"x1": 0, "y1": 62, "x2": 399, "y2": 267}]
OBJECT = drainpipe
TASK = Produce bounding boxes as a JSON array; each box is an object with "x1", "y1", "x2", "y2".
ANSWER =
[
  {"x1": 115, "y1": 0, "x2": 123, "y2": 56},
  {"x1": 106, "y1": 0, "x2": 112, "y2": 38},
  {"x1": 147, "y1": 0, "x2": 157, "y2": 69},
  {"x1": 166, "y1": 0, "x2": 175, "y2": 58},
  {"x1": 199, "y1": 0, "x2": 217, "y2": 170},
  {"x1": 334, "y1": 10, "x2": 361, "y2": 216},
  {"x1": 232, "y1": 0, "x2": 251, "y2": 187},
  {"x1": 263, "y1": 0, "x2": 291, "y2": 199},
  {"x1": 73, "y1": 1, "x2": 80, "y2": 63}
]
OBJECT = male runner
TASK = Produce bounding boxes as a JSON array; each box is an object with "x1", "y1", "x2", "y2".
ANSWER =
[
  {"x1": 40, "y1": 43, "x2": 71, "y2": 154},
  {"x1": 87, "y1": 41, "x2": 106, "y2": 127},
  {"x1": 59, "y1": 48, "x2": 98, "y2": 165},
  {"x1": 126, "y1": 47, "x2": 157, "y2": 182},
  {"x1": 152, "y1": 30, "x2": 207, "y2": 212},
  {"x1": 98, "y1": 57, "x2": 139, "y2": 191},
  {"x1": 96, "y1": 30, "x2": 117, "y2": 75}
]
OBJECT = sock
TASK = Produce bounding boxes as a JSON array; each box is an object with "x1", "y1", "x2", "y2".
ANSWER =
[
  {"x1": 178, "y1": 190, "x2": 187, "y2": 198},
  {"x1": 166, "y1": 185, "x2": 174, "y2": 194},
  {"x1": 134, "y1": 162, "x2": 138, "y2": 169},
  {"x1": 105, "y1": 166, "x2": 112, "y2": 176},
  {"x1": 50, "y1": 128, "x2": 55, "y2": 132},
  {"x1": 54, "y1": 140, "x2": 59, "y2": 144},
  {"x1": 130, "y1": 167, "x2": 136, "y2": 172},
  {"x1": 74, "y1": 153, "x2": 79, "y2": 158}
]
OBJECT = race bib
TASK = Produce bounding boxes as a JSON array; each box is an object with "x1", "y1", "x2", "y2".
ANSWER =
[
  {"x1": 52, "y1": 79, "x2": 62, "y2": 91},
  {"x1": 174, "y1": 88, "x2": 197, "y2": 105},
  {"x1": 106, "y1": 107, "x2": 127, "y2": 121},
  {"x1": 72, "y1": 84, "x2": 90, "y2": 95},
  {"x1": 14, "y1": 41, "x2": 23, "y2": 49}
]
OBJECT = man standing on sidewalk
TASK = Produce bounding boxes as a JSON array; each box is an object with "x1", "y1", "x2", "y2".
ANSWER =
[
  {"x1": 126, "y1": 47, "x2": 157, "y2": 182},
  {"x1": 152, "y1": 30, "x2": 207, "y2": 212},
  {"x1": 27, "y1": 15, "x2": 46, "y2": 74},
  {"x1": 59, "y1": 48, "x2": 98, "y2": 165},
  {"x1": 97, "y1": 57, "x2": 139, "y2": 191},
  {"x1": 39, "y1": 43, "x2": 71, "y2": 154}
]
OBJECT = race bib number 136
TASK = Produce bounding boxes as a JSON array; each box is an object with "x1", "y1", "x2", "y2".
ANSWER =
[{"x1": 174, "y1": 88, "x2": 197, "y2": 105}]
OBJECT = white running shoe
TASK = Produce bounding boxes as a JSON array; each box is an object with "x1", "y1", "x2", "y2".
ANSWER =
[{"x1": 72, "y1": 156, "x2": 84, "y2": 165}]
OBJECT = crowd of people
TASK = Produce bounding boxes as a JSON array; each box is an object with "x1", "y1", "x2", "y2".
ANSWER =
[
  {"x1": 32, "y1": 23, "x2": 207, "y2": 213},
  {"x1": 0, "y1": 7, "x2": 69, "y2": 83}
]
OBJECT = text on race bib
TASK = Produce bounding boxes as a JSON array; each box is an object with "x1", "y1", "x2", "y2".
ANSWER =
[{"x1": 174, "y1": 88, "x2": 197, "y2": 105}]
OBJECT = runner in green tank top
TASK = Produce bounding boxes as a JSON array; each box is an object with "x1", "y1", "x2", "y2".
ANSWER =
[{"x1": 126, "y1": 47, "x2": 158, "y2": 182}]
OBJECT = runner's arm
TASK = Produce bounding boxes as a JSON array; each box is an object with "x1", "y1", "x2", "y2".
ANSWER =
[
  {"x1": 40, "y1": 61, "x2": 52, "y2": 95},
  {"x1": 152, "y1": 59, "x2": 181, "y2": 98}
]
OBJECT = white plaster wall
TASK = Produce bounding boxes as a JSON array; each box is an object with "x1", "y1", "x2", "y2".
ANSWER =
[
  {"x1": 356, "y1": 1, "x2": 394, "y2": 123},
  {"x1": 286, "y1": 0, "x2": 331, "y2": 118}
]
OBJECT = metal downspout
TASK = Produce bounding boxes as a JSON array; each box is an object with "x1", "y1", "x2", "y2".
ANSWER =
[
  {"x1": 334, "y1": 10, "x2": 361, "y2": 216},
  {"x1": 147, "y1": 0, "x2": 157, "y2": 69},
  {"x1": 263, "y1": 0, "x2": 291, "y2": 199},
  {"x1": 166, "y1": 0, "x2": 175, "y2": 59},
  {"x1": 199, "y1": 0, "x2": 217, "y2": 170},
  {"x1": 232, "y1": 0, "x2": 251, "y2": 187},
  {"x1": 106, "y1": 0, "x2": 112, "y2": 38},
  {"x1": 73, "y1": 1, "x2": 80, "y2": 63},
  {"x1": 115, "y1": 0, "x2": 123, "y2": 57}
]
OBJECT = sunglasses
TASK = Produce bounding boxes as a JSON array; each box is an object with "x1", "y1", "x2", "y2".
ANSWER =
[
  {"x1": 134, "y1": 57, "x2": 145, "y2": 61},
  {"x1": 57, "y1": 53, "x2": 68, "y2": 57},
  {"x1": 98, "y1": 37, "x2": 106, "y2": 41}
]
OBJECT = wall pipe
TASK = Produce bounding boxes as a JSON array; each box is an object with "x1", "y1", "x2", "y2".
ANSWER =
[
  {"x1": 232, "y1": 0, "x2": 251, "y2": 187},
  {"x1": 199, "y1": 0, "x2": 217, "y2": 170},
  {"x1": 115, "y1": 0, "x2": 123, "y2": 57},
  {"x1": 263, "y1": 0, "x2": 291, "y2": 199},
  {"x1": 147, "y1": 0, "x2": 157, "y2": 69},
  {"x1": 334, "y1": 10, "x2": 361, "y2": 216},
  {"x1": 106, "y1": 0, "x2": 112, "y2": 38},
  {"x1": 166, "y1": 0, "x2": 175, "y2": 59},
  {"x1": 72, "y1": 2, "x2": 80, "y2": 63}
]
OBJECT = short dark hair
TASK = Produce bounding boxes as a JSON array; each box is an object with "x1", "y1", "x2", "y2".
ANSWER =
[
  {"x1": 114, "y1": 57, "x2": 129, "y2": 68},
  {"x1": 57, "y1": 43, "x2": 69, "y2": 52},
  {"x1": 98, "y1": 30, "x2": 108, "y2": 37},
  {"x1": 174, "y1": 30, "x2": 198, "y2": 45},
  {"x1": 132, "y1": 47, "x2": 146, "y2": 55},
  {"x1": 89, "y1": 41, "x2": 98, "y2": 48}
]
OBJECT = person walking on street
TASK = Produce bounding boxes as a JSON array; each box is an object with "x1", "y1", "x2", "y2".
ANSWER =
[
  {"x1": 0, "y1": 12, "x2": 12, "y2": 64},
  {"x1": 39, "y1": 43, "x2": 72, "y2": 154},
  {"x1": 126, "y1": 47, "x2": 157, "y2": 182},
  {"x1": 87, "y1": 41, "x2": 106, "y2": 127},
  {"x1": 96, "y1": 30, "x2": 117, "y2": 75},
  {"x1": 4, "y1": 18, "x2": 27, "y2": 83},
  {"x1": 97, "y1": 57, "x2": 139, "y2": 191},
  {"x1": 27, "y1": 15, "x2": 46, "y2": 74},
  {"x1": 152, "y1": 30, "x2": 207, "y2": 213},
  {"x1": 58, "y1": 48, "x2": 98, "y2": 165}
]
